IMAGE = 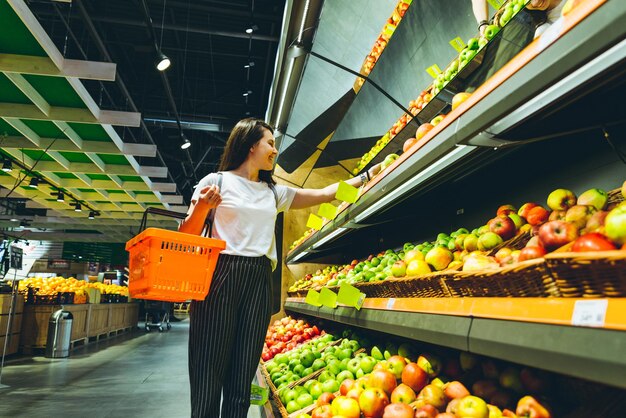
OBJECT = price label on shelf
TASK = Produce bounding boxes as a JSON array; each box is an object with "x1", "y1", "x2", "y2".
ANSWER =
[
  {"x1": 336, "y1": 181, "x2": 359, "y2": 204},
  {"x1": 355, "y1": 293, "x2": 366, "y2": 310},
  {"x1": 305, "y1": 289, "x2": 322, "y2": 307},
  {"x1": 386, "y1": 298, "x2": 396, "y2": 310},
  {"x1": 318, "y1": 203, "x2": 338, "y2": 220},
  {"x1": 306, "y1": 213, "x2": 324, "y2": 231},
  {"x1": 319, "y1": 287, "x2": 338, "y2": 308},
  {"x1": 449, "y1": 37, "x2": 466, "y2": 53},
  {"x1": 338, "y1": 283, "x2": 365, "y2": 310},
  {"x1": 571, "y1": 299, "x2": 608, "y2": 327},
  {"x1": 426, "y1": 64, "x2": 442, "y2": 79}
]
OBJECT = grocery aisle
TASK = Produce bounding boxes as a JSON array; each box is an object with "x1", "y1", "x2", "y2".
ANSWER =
[{"x1": 0, "y1": 319, "x2": 266, "y2": 418}]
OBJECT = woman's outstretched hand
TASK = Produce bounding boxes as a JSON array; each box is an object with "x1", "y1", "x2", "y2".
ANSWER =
[{"x1": 368, "y1": 163, "x2": 382, "y2": 181}]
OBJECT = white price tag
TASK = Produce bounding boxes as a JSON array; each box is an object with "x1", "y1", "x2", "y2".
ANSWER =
[
  {"x1": 571, "y1": 299, "x2": 608, "y2": 327},
  {"x1": 355, "y1": 293, "x2": 366, "y2": 310},
  {"x1": 386, "y1": 298, "x2": 396, "y2": 310}
]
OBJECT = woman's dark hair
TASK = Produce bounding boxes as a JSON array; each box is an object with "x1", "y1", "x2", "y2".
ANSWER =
[{"x1": 218, "y1": 118, "x2": 276, "y2": 185}]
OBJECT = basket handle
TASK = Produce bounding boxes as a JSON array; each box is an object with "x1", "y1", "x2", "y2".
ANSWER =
[{"x1": 139, "y1": 207, "x2": 188, "y2": 233}]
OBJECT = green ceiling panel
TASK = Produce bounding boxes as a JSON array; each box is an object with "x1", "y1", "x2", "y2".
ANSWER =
[
  {"x1": 133, "y1": 191, "x2": 155, "y2": 195},
  {"x1": 53, "y1": 172, "x2": 78, "y2": 179},
  {"x1": 0, "y1": 119, "x2": 21, "y2": 135},
  {"x1": 22, "y1": 75, "x2": 86, "y2": 108},
  {"x1": 22, "y1": 120, "x2": 65, "y2": 137},
  {"x1": 106, "y1": 189, "x2": 125, "y2": 194},
  {"x1": 0, "y1": 73, "x2": 32, "y2": 104},
  {"x1": 67, "y1": 123, "x2": 112, "y2": 142},
  {"x1": 118, "y1": 175, "x2": 142, "y2": 182},
  {"x1": 0, "y1": 1, "x2": 47, "y2": 56},
  {"x1": 21, "y1": 149, "x2": 54, "y2": 161},
  {"x1": 59, "y1": 151, "x2": 93, "y2": 163},
  {"x1": 97, "y1": 154, "x2": 130, "y2": 165},
  {"x1": 78, "y1": 188, "x2": 96, "y2": 193},
  {"x1": 86, "y1": 173, "x2": 110, "y2": 180}
]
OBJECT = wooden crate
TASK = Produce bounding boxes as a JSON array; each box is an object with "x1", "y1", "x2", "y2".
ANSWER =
[
  {"x1": 0, "y1": 294, "x2": 24, "y2": 314},
  {"x1": 108, "y1": 304, "x2": 126, "y2": 332},
  {"x1": 0, "y1": 313, "x2": 22, "y2": 336},
  {"x1": 21, "y1": 304, "x2": 89, "y2": 349},
  {"x1": 124, "y1": 303, "x2": 139, "y2": 328},
  {"x1": 87, "y1": 304, "x2": 110, "y2": 337},
  {"x1": 0, "y1": 333, "x2": 20, "y2": 355}
]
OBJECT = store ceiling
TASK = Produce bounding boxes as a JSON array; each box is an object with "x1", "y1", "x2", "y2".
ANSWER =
[{"x1": 0, "y1": 0, "x2": 285, "y2": 243}]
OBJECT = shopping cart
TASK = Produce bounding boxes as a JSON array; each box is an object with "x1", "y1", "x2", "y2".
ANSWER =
[
  {"x1": 143, "y1": 300, "x2": 171, "y2": 332},
  {"x1": 125, "y1": 208, "x2": 226, "y2": 302}
]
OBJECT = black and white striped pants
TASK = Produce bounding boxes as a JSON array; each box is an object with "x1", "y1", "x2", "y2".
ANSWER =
[{"x1": 188, "y1": 253, "x2": 272, "y2": 418}]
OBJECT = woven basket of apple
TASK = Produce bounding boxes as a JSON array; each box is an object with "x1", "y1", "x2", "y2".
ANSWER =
[
  {"x1": 536, "y1": 185, "x2": 626, "y2": 298},
  {"x1": 379, "y1": 270, "x2": 457, "y2": 299}
]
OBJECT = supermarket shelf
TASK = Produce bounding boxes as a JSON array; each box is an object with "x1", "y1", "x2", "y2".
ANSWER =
[
  {"x1": 284, "y1": 297, "x2": 626, "y2": 389},
  {"x1": 285, "y1": 0, "x2": 626, "y2": 264}
]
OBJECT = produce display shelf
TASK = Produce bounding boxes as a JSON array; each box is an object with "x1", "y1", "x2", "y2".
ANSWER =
[
  {"x1": 284, "y1": 297, "x2": 626, "y2": 390},
  {"x1": 286, "y1": 0, "x2": 624, "y2": 264}
]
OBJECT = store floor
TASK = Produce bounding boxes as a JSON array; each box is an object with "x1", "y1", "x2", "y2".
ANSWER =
[{"x1": 0, "y1": 318, "x2": 267, "y2": 418}]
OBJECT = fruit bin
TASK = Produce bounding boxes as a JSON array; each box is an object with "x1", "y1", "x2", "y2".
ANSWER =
[{"x1": 544, "y1": 251, "x2": 626, "y2": 298}]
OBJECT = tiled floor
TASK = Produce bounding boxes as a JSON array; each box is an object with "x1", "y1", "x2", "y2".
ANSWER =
[{"x1": 0, "y1": 318, "x2": 266, "y2": 418}]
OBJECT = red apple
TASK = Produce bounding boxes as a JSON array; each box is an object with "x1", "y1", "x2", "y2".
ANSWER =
[
  {"x1": 526, "y1": 207, "x2": 550, "y2": 226},
  {"x1": 548, "y1": 210, "x2": 566, "y2": 222},
  {"x1": 472, "y1": 381, "x2": 499, "y2": 400},
  {"x1": 369, "y1": 369, "x2": 398, "y2": 396},
  {"x1": 584, "y1": 210, "x2": 608, "y2": 233},
  {"x1": 415, "y1": 123, "x2": 434, "y2": 139},
  {"x1": 414, "y1": 405, "x2": 439, "y2": 418},
  {"x1": 390, "y1": 384, "x2": 416, "y2": 404},
  {"x1": 436, "y1": 414, "x2": 457, "y2": 418},
  {"x1": 488, "y1": 216, "x2": 516, "y2": 240},
  {"x1": 386, "y1": 355, "x2": 407, "y2": 379},
  {"x1": 403, "y1": 137, "x2": 418, "y2": 153},
  {"x1": 516, "y1": 396, "x2": 551, "y2": 418},
  {"x1": 359, "y1": 387, "x2": 390, "y2": 418},
  {"x1": 572, "y1": 232, "x2": 616, "y2": 252},
  {"x1": 518, "y1": 246, "x2": 546, "y2": 261},
  {"x1": 340, "y1": 378, "x2": 355, "y2": 396},
  {"x1": 331, "y1": 396, "x2": 361, "y2": 418},
  {"x1": 497, "y1": 204, "x2": 517, "y2": 217},
  {"x1": 312, "y1": 404, "x2": 333, "y2": 418},
  {"x1": 443, "y1": 381, "x2": 470, "y2": 400},
  {"x1": 565, "y1": 205, "x2": 597, "y2": 230},
  {"x1": 538, "y1": 220, "x2": 578, "y2": 250},
  {"x1": 382, "y1": 402, "x2": 414, "y2": 418},
  {"x1": 401, "y1": 362, "x2": 428, "y2": 392},
  {"x1": 317, "y1": 392, "x2": 336, "y2": 406},
  {"x1": 457, "y1": 395, "x2": 489, "y2": 418},
  {"x1": 418, "y1": 385, "x2": 446, "y2": 409},
  {"x1": 347, "y1": 387, "x2": 364, "y2": 401},
  {"x1": 446, "y1": 398, "x2": 461, "y2": 415},
  {"x1": 518, "y1": 202, "x2": 539, "y2": 219}
]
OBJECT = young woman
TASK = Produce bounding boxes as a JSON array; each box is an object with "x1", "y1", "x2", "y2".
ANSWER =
[{"x1": 179, "y1": 118, "x2": 380, "y2": 418}]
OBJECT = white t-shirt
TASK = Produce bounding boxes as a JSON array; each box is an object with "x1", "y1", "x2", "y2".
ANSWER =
[
  {"x1": 191, "y1": 171, "x2": 296, "y2": 270},
  {"x1": 534, "y1": 0, "x2": 566, "y2": 38}
]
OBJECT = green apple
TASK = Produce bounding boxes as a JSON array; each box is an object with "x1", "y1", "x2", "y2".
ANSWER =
[
  {"x1": 466, "y1": 37, "x2": 479, "y2": 50},
  {"x1": 321, "y1": 379, "x2": 340, "y2": 394},
  {"x1": 384, "y1": 343, "x2": 398, "y2": 360},
  {"x1": 308, "y1": 382, "x2": 323, "y2": 400},
  {"x1": 371, "y1": 346, "x2": 384, "y2": 360},
  {"x1": 500, "y1": 6, "x2": 514, "y2": 26},
  {"x1": 478, "y1": 36, "x2": 489, "y2": 48},
  {"x1": 547, "y1": 188, "x2": 577, "y2": 210},
  {"x1": 312, "y1": 358, "x2": 326, "y2": 371},
  {"x1": 296, "y1": 392, "x2": 314, "y2": 409},
  {"x1": 381, "y1": 153, "x2": 399, "y2": 171},
  {"x1": 293, "y1": 364, "x2": 305, "y2": 377},
  {"x1": 347, "y1": 358, "x2": 361, "y2": 376},
  {"x1": 286, "y1": 400, "x2": 301, "y2": 414},
  {"x1": 301, "y1": 367, "x2": 313, "y2": 377},
  {"x1": 477, "y1": 232, "x2": 503, "y2": 251},
  {"x1": 336, "y1": 370, "x2": 354, "y2": 383},
  {"x1": 397, "y1": 343, "x2": 416, "y2": 361},
  {"x1": 391, "y1": 260, "x2": 407, "y2": 278},
  {"x1": 508, "y1": 213, "x2": 525, "y2": 229},
  {"x1": 484, "y1": 24, "x2": 500, "y2": 40},
  {"x1": 326, "y1": 359, "x2": 342, "y2": 375},
  {"x1": 359, "y1": 356, "x2": 377, "y2": 373},
  {"x1": 605, "y1": 205, "x2": 626, "y2": 245},
  {"x1": 460, "y1": 48, "x2": 477, "y2": 63},
  {"x1": 355, "y1": 368, "x2": 365, "y2": 379},
  {"x1": 318, "y1": 370, "x2": 335, "y2": 383},
  {"x1": 577, "y1": 188, "x2": 608, "y2": 210}
]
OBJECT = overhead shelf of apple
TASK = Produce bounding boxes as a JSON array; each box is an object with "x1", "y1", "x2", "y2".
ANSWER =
[{"x1": 285, "y1": 0, "x2": 626, "y2": 263}]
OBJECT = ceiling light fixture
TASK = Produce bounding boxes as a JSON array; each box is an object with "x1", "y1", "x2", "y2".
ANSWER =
[
  {"x1": 2, "y1": 159, "x2": 12, "y2": 172},
  {"x1": 88, "y1": 211, "x2": 97, "y2": 220},
  {"x1": 243, "y1": 90, "x2": 252, "y2": 97},
  {"x1": 74, "y1": 203, "x2": 82, "y2": 212},
  {"x1": 244, "y1": 61, "x2": 255, "y2": 68},
  {"x1": 180, "y1": 134, "x2": 191, "y2": 150},
  {"x1": 28, "y1": 178, "x2": 39, "y2": 188},
  {"x1": 245, "y1": 24, "x2": 258, "y2": 34},
  {"x1": 56, "y1": 191, "x2": 65, "y2": 203},
  {"x1": 156, "y1": 51, "x2": 171, "y2": 71}
]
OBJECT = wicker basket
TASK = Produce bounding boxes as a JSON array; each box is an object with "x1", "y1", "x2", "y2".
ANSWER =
[
  {"x1": 487, "y1": 230, "x2": 532, "y2": 256},
  {"x1": 444, "y1": 259, "x2": 559, "y2": 297},
  {"x1": 544, "y1": 251, "x2": 626, "y2": 298}
]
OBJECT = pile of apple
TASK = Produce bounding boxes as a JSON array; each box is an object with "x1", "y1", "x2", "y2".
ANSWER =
[
  {"x1": 290, "y1": 228, "x2": 317, "y2": 251},
  {"x1": 291, "y1": 342, "x2": 551, "y2": 418},
  {"x1": 262, "y1": 316, "x2": 323, "y2": 361}
]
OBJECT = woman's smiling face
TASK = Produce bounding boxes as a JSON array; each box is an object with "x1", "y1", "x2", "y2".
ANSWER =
[{"x1": 250, "y1": 128, "x2": 278, "y2": 171}]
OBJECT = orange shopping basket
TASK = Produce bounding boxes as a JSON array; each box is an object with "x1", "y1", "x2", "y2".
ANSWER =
[{"x1": 125, "y1": 207, "x2": 226, "y2": 302}]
